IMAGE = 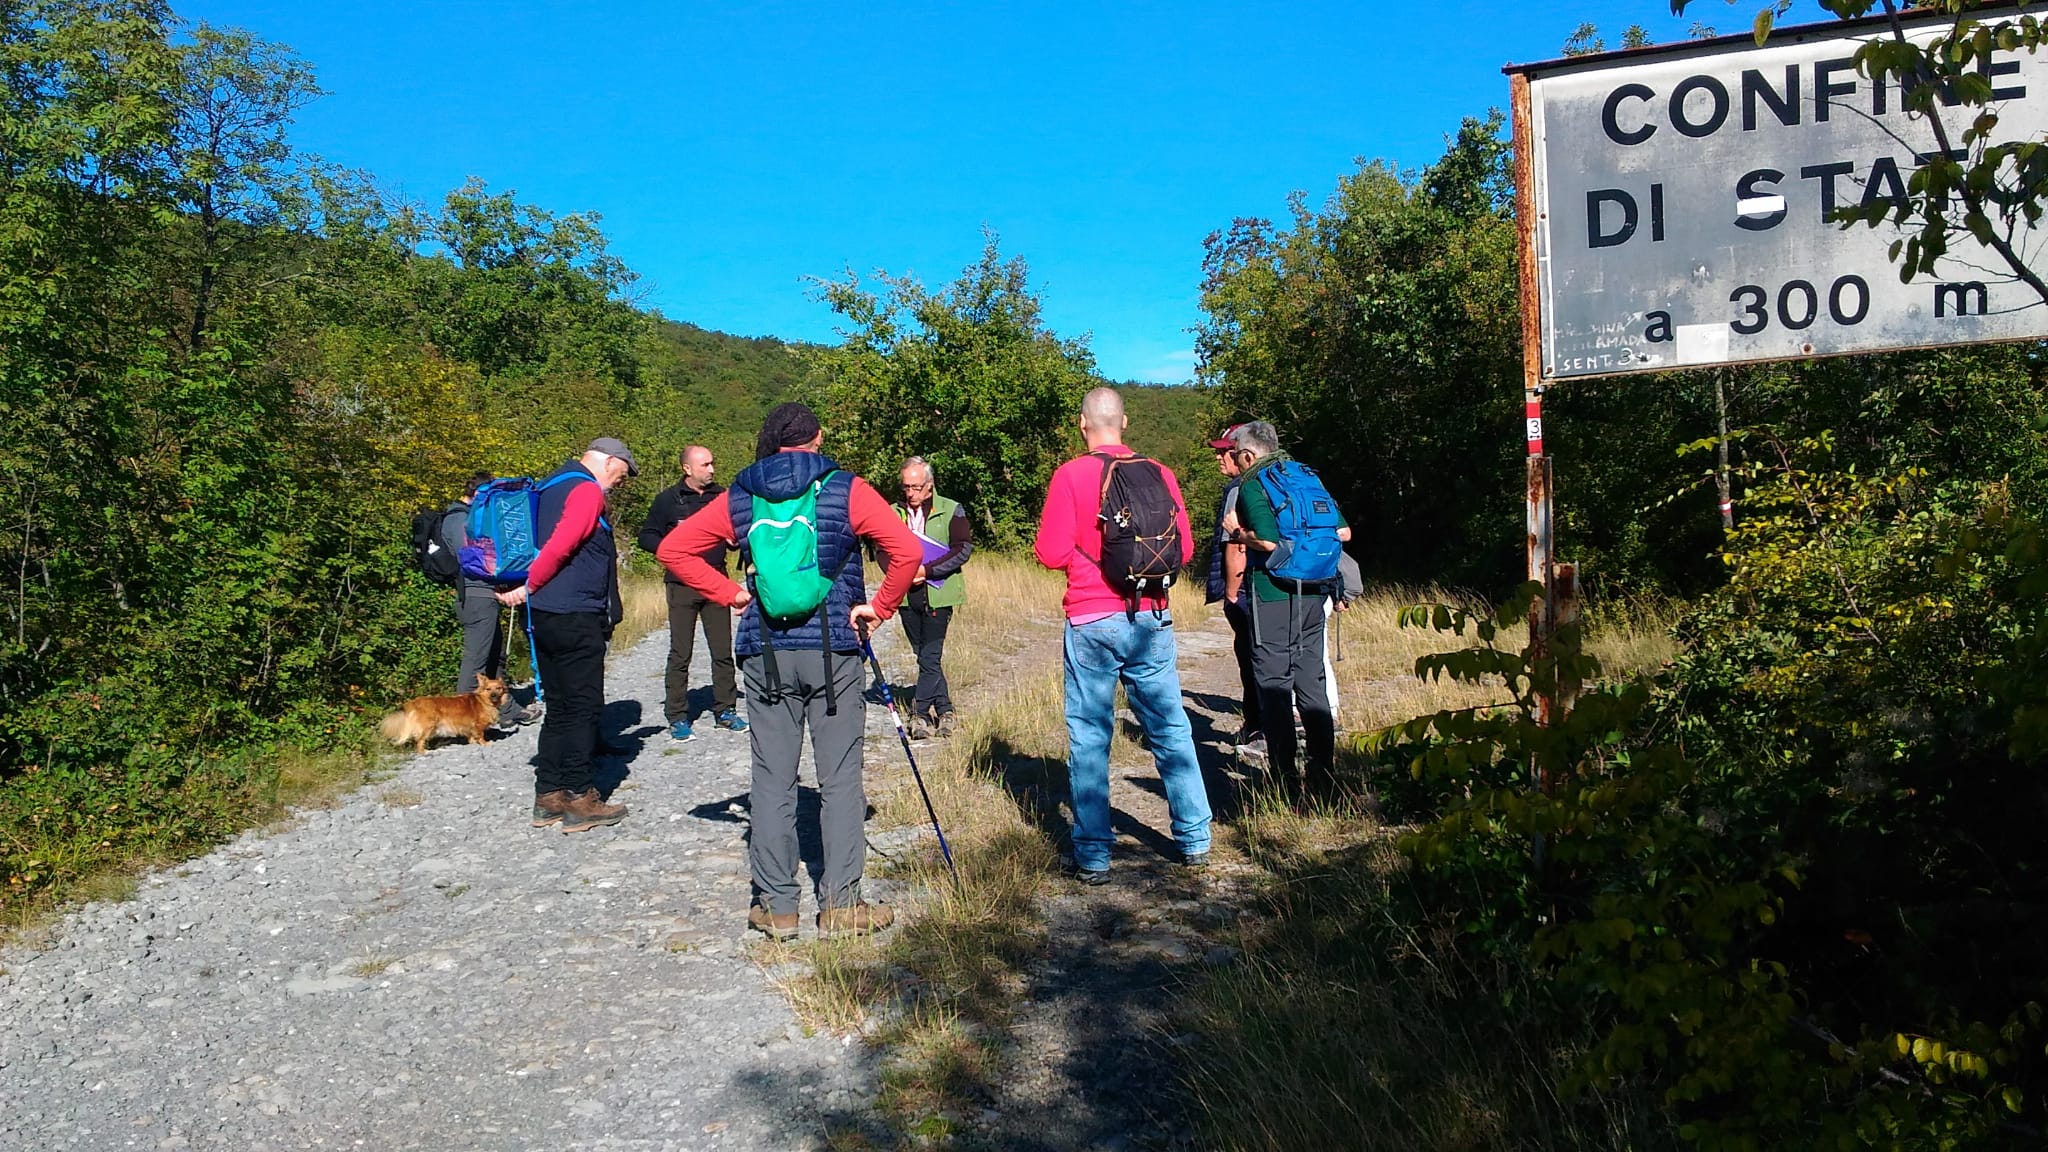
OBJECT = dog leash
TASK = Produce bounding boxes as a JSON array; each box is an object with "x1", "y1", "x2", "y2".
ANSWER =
[{"x1": 523, "y1": 600, "x2": 545, "y2": 704}]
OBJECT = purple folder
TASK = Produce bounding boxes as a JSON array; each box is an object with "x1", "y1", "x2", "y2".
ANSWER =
[{"x1": 915, "y1": 529, "x2": 951, "y2": 589}]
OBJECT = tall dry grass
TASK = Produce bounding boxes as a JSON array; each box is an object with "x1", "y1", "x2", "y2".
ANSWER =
[
  {"x1": 613, "y1": 566, "x2": 670, "y2": 654},
  {"x1": 1322, "y1": 585, "x2": 1679, "y2": 735},
  {"x1": 1182, "y1": 587, "x2": 1683, "y2": 1152}
]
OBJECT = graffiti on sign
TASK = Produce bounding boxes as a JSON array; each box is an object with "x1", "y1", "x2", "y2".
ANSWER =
[{"x1": 1510, "y1": 12, "x2": 2048, "y2": 380}]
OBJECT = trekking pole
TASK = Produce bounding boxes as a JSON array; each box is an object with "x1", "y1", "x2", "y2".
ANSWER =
[
  {"x1": 856, "y1": 622, "x2": 959, "y2": 888},
  {"x1": 1333, "y1": 596, "x2": 1344, "y2": 663}
]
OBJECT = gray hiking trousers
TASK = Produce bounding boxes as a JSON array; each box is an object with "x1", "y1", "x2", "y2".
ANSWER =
[
  {"x1": 741, "y1": 649, "x2": 867, "y2": 915},
  {"x1": 1250, "y1": 592, "x2": 1336, "y2": 792},
  {"x1": 456, "y1": 591, "x2": 506, "y2": 692}
]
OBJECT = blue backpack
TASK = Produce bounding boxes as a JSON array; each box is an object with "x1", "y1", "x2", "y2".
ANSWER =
[
  {"x1": 459, "y1": 473, "x2": 593, "y2": 584},
  {"x1": 1254, "y1": 460, "x2": 1344, "y2": 587}
]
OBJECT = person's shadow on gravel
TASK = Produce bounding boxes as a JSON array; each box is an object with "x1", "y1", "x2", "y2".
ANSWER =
[
  {"x1": 682, "y1": 787, "x2": 828, "y2": 892},
  {"x1": 689, "y1": 793, "x2": 752, "y2": 823},
  {"x1": 989, "y1": 736, "x2": 1072, "y2": 855}
]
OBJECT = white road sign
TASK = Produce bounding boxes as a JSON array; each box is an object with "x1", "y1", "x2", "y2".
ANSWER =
[{"x1": 1515, "y1": 12, "x2": 2048, "y2": 380}]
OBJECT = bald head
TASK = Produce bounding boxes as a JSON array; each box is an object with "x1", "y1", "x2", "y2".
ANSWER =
[
  {"x1": 1079, "y1": 387, "x2": 1127, "y2": 448},
  {"x1": 1081, "y1": 387, "x2": 1124, "y2": 429},
  {"x1": 680, "y1": 444, "x2": 716, "y2": 491}
]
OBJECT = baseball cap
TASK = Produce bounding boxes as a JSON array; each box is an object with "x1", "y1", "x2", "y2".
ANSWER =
[
  {"x1": 1208, "y1": 423, "x2": 1247, "y2": 450},
  {"x1": 588, "y1": 436, "x2": 639, "y2": 477}
]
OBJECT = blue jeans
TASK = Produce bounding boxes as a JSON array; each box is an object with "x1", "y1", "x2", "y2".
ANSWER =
[{"x1": 1062, "y1": 613, "x2": 1214, "y2": 870}]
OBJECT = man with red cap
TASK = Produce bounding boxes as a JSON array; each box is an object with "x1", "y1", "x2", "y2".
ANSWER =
[{"x1": 1205, "y1": 423, "x2": 1262, "y2": 753}]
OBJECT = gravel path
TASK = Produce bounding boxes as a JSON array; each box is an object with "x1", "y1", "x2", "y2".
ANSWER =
[{"x1": 0, "y1": 624, "x2": 898, "y2": 1151}]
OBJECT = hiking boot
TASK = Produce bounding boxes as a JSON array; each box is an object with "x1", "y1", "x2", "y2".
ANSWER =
[
  {"x1": 936, "y1": 711, "x2": 958, "y2": 738},
  {"x1": 817, "y1": 902, "x2": 895, "y2": 938},
  {"x1": 1236, "y1": 735, "x2": 1269, "y2": 763},
  {"x1": 747, "y1": 905, "x2": 800, "y2": 941},
  {"x1": 559, "y1": 788, "x2": 627, "y2": 833},
  {"x1": 715, "y1": 709, "x2": 748, "y2": 733},
  {"x1": 669, "y1": 719, "x2": 695, "y2": 742},
  {"x1": 508, "y1": 702, "x2": 542, "y2": 726},
  {"x1": 531, "y1": 789, "x2": 574, "y2": 827},
  {"x1": 1181, "y1": 850, "x2": 1211, "y2": 870},
  {"x1": 908, "y1": 713, "x2": 934, "y2": 740}
]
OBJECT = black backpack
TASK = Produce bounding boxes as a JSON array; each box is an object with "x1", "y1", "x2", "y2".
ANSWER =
[
  {"x1": 409, "y1": 504, "x2": 463, "y2": 587},
  {"x1": 1091, "y1": 452, "x2": 1182, "y2": 603}
]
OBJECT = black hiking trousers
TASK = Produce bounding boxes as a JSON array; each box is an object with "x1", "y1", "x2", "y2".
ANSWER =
[
  {"x1": 899, "y1": 601, "x2": 954, "y2": 718},
  {"x1": 1223, "y1": 597, "x2": 1263, "y2": 738},
  {"x1": 531, "y1": 609, "x2": 606, "y2": 797}
]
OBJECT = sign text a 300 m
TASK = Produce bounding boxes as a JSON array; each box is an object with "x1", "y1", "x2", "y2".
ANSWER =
[{"x1": 1511, "y1": 11, "x2": 2048, "y2": 381}]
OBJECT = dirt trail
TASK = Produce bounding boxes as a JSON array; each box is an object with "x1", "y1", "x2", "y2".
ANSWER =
[{"x1": 923, "y1": 608, "x2": 1259, "y2": 1152}]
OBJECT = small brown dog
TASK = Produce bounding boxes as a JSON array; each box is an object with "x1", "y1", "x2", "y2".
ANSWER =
[{"x1": 379, "y1": 674, "x2": 508, "y2": 752}]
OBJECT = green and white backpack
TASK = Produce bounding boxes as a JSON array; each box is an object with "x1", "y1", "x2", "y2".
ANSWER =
[{"x1": 745, "y1": 472, "x2": 839, "y2": 619}]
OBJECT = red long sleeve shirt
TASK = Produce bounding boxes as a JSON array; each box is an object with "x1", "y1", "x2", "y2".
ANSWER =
[
  {"x1": 657, "y1": 471, "x2": 920, "y2": 620},
  {"x1": 1034, "y1": 445, "x2": 1195, "y2": 620},
  {"x1": 526, "y1": 480, "x2": 606, "y2": 592}
]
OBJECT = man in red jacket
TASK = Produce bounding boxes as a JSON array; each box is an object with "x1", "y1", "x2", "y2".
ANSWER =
[
  {"x1": 660, "y1": 404, "x2": 921, "y2": 940},
  {"x1": 1033, "y1": 387, "x2": 1214, "y2": 884}
]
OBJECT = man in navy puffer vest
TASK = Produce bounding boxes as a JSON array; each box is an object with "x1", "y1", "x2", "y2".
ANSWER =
[
  {"x1": 498, "y1": 437, "x2": 638, "y2": 833},
  {"x1": 660, "y1": 404, "x2": 920, "y2": 941}
]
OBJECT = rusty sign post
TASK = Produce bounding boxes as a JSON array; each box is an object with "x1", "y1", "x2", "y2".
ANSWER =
[{"x1": 1511, "y1": 69, "x2": 1558, "y2": 731}]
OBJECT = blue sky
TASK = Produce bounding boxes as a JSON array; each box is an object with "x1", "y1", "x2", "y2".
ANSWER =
[{"x1": 181, "y1": 1, "x2": 1798, "y2": 383}]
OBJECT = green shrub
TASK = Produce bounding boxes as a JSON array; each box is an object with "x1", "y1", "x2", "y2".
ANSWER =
[{"x1": 1376, "y1": 437, "x2": 2048, "y2": 1145}]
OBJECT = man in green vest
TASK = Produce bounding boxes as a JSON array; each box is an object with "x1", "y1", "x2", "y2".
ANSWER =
[{"x1": 893, "y1": 456, "x2": 973, "y2": 738}]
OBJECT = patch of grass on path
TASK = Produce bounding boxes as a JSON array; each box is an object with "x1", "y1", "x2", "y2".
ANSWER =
[
  {"x1": 774, "y1": 554, "x2": 1072, "y2": 1141},
  {"x1": 775, "y1": 564, "x2": 1685, "y2": 1149}
]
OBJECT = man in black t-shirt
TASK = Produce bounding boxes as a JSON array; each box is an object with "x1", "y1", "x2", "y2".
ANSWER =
[{"x1": 637, "y1": 444, "x2": 743, "y2": 741}]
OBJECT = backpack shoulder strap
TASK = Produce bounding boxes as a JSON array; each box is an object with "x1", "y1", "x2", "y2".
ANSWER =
[
  {"x1": 1088, "y1": 451, "x2": 1116, "y2": 500},
  {"x1": 537, "y1": 471, "x2": 591, "y2": 492}
]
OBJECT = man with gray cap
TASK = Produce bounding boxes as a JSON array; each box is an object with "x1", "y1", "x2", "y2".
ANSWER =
[{"x1": 497, "y1": 437, "x2": 638, "y2": 832}]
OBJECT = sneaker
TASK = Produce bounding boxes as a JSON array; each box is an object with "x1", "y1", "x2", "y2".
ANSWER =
[
  {"x1": 714, "y1": 709, "x2": 748, "y2": 733},
  {"x1": 936, "y1": 711, "x2": 958, "y2": 738},
  {"x1": 669, "y1": 719, "x2": 695, "y2": 742},
  {"x1": 1236, "y1": 736, "x2": 1269, "y2": 763},
  {"x1": 817, "y1": 902, "x2": 895, "y2": 937},
  {"x1": 748, "y1": 905, "x2": 800, "y2": 942},
  {"x1": 531, "y1": 789, "x2": 574, "y2": 828},
  {"x1": 507, "y1": 702, "x2": 542, "y2": 726},
  {"x1": 559, "y1": 788, "x2": 627, "y2": 833},
  {"x1": 908, "y1": 714, "x2": 933, "y2": 741},
  {"x1": 1065, "y1": 858, "x2": 1111, "y2": 886},
  {"x1": 1181, "y1": 851, "x2": 1211, "y2": 870}
]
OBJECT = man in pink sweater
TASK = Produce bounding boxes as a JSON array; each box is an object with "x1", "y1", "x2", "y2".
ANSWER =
[{"x1": 1033, "y1": 387, "x2": 1214, "y2": 882}]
